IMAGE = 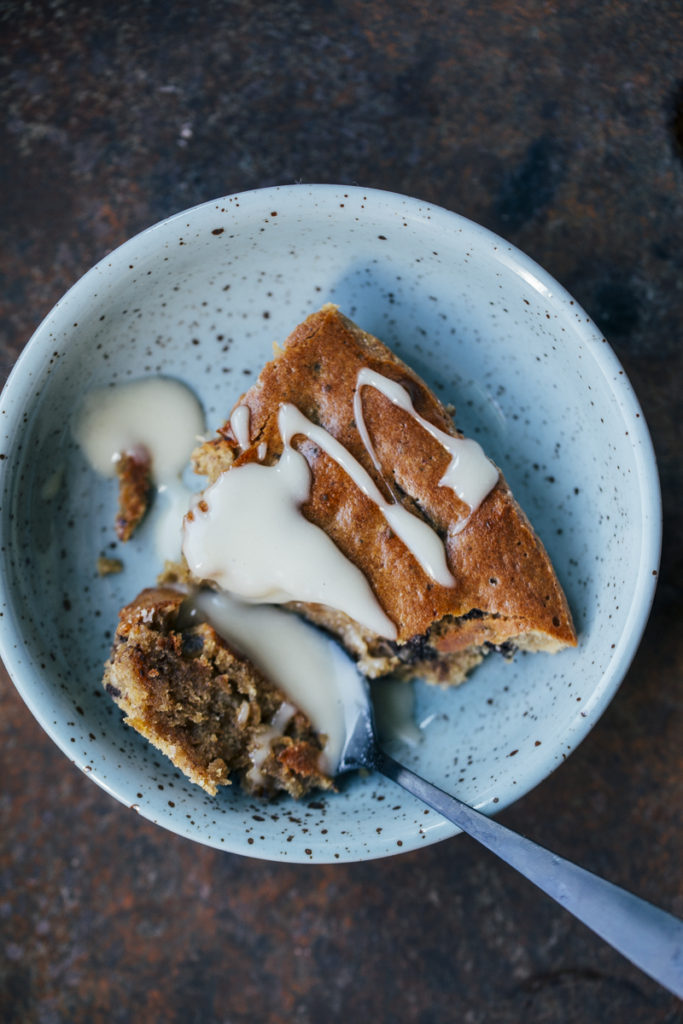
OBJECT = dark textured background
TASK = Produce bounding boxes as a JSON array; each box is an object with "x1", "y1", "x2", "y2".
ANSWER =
[{"x1": 1, "y1": 2, "x2": 682, "y2": 1021}]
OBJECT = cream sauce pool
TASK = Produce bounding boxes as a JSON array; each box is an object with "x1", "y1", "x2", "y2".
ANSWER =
[{"x1": 75, "y1": 377, "x2": 205, "y2": 561}]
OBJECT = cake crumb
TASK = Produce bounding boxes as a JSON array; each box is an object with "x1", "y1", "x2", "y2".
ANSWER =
[
  {"x1": 115, "y1": 449, "x2": 151, "y2": 541},
  {"x1": 97, "y1": 556, "x2": 124, "y2": 576}
]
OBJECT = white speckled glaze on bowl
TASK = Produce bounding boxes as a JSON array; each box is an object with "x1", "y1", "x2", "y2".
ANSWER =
[{"x1": 0, "y1": 185, "x2": 661, "y2": 862}]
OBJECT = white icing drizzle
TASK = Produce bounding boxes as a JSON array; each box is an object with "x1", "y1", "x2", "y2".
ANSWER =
[
  {"x1": 155, "y1": 478, "x2": 197, "y2": 563},
  {"x1": 257, "y1": 442, "x2": 267, "y2": 461},
  {"x1": 75, "y1": 377, "x2": 205, "y2": 561},
  {"x1": 183, "y1": 417, "x2": 397, "y2": 638},
  {"x1": 279, "y1": 404, "x2": 454, "y2": 586},
  {"x1": 353, "y1": 367, "x2": 499, "y2": 517},
  {"x1": 229, "y1": 404, "x2": 251, "y2": 450},
  {"x1": 191, "y1": 589, "x2": 368, "y2": 775},
  {"x1": 183, "y1": 365, "x2": 499, "y2": 636}
]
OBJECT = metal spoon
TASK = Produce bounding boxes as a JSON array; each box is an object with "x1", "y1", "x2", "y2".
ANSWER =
[{"x1": 338, "y1": 681, "x2": 683, "y2": 999}]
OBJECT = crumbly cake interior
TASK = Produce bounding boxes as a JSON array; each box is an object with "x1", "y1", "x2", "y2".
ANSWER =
[{"x1": 103, "y1": 587, "x2": 333, "y2": 797}]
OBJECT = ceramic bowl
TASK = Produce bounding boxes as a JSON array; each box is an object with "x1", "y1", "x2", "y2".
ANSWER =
[{"x1": 0, "y1": 185, "x2": 661, "y2": 862}]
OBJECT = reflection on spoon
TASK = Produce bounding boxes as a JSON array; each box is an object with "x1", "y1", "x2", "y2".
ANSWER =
[{"x1": 371, "y1": 678, "x2": 422, "y2": 748}]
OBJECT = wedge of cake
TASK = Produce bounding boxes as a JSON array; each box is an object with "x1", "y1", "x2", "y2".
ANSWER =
[
  {"x1": 103, "y1": 587, "x2": 334, "y2": 797},
  {"x1": 183, "y1": 304, "x2": 576, "y2": 686}
]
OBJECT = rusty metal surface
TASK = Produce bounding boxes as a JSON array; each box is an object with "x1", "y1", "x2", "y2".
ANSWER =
[{"x1": 1, "y1": 2, "x2": 681, "y2": 1021}]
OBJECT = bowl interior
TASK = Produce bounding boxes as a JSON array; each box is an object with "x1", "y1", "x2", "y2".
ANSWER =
[{"x1": 0, "y1": 185, "x2": 660, "y2": 862}]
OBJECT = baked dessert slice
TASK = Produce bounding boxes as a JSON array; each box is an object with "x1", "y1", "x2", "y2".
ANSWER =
[
  {"x1": 183, "y1": 304, "x2": 576, "y2": 685},
  {"x1": 103, "y1": 587, "x2": 333, "y2": 797}
]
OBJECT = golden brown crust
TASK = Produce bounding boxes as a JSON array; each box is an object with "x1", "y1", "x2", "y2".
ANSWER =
[
  {"x1": 192, "y1": 304, "x2": 575, "y2": 679},
  {"x1": 103, "y1": 586, "x2": 333, "y2": 797}
]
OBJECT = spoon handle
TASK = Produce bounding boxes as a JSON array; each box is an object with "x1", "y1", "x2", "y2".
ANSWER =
[{"x1": 377, "y1": 750, "x2": 683, "y2": 998}]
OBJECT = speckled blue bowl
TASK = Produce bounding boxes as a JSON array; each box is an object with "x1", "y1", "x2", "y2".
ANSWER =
[{"x1": 0, "y1": 185, "x2": 661, "y2": 862}]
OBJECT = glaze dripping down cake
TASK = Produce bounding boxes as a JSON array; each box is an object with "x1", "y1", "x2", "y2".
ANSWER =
[
  {"x1": 103, "y1": 304, "x2": 576, "y2": 797},
  {"x1": 183, "y1": 304, "x2": 576, "y2": 686}
]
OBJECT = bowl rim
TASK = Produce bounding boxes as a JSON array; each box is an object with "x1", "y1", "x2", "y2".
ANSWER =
[{"x1": 0, "y1": 183, "x2": 662, "y2": 861}]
